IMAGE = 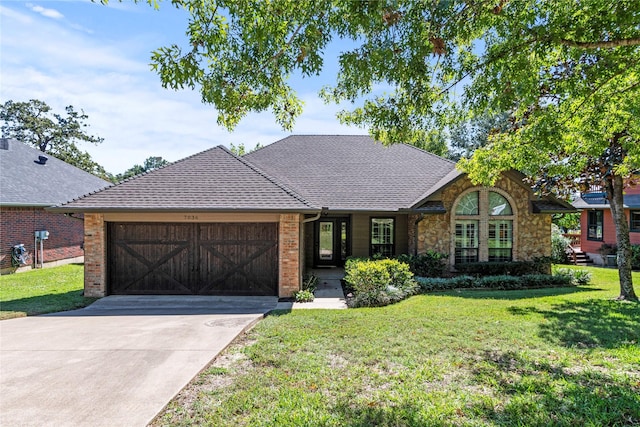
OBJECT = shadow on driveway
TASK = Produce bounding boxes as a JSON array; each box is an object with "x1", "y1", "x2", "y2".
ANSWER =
[{"x1": 48, "y1": 295, "x2": 280, "y2": 316}]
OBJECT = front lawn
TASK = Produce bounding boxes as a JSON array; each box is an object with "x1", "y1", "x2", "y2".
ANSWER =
[
  {"x1": 0, "y1": 264, "x2": 96, "y2": 319},
  {"x1": 153, "y1": 266, "x2": 640, "y2": 426}
]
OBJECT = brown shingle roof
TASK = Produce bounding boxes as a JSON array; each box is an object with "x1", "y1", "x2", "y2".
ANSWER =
[
  {"x1": 53, "y1": 146, "x2": 317, "y2": 212},
  {"x1": 245, "y1": 135, "x2": 457, "y2": 211}
]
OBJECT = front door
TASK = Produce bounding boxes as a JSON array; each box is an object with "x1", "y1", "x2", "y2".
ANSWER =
[{"x1": 314, "y1": 218, "x2": 349, "y2": 266}]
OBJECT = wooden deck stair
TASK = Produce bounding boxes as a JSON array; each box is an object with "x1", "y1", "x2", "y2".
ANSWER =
[{"x1": 569, "y1": 249, "x2": 594, "y2": 266}]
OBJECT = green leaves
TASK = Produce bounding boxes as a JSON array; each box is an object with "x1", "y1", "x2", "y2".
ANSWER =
[{"x1": 115, "y1": 0, "x2": 639, "y2": 175}]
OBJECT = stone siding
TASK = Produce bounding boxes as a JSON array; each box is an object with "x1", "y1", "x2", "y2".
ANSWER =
[{"x1": 416, "y1": 174, "x2": 551, "y2": 264}]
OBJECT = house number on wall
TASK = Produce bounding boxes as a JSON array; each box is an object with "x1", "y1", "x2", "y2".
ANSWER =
[{"x1": 184, "y1": 215, "x2": 199, "y2": 220}]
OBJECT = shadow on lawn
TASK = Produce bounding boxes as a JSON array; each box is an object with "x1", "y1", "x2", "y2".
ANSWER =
[
  {"x1": 0, "y1": 290, "x2": 95, "y2": 317},
  {"x1": 327, "y1": 351, "x2": 640, "y2": 426},
  {"x1": 468, "y1": 349, "x2": 640, "y2": 426},
  {"x1": 508, "y1": 299, "x2": 640, "y2": 348},
  {"x1": 436, "y1": 286, "x2": 597, "y2": 300}
]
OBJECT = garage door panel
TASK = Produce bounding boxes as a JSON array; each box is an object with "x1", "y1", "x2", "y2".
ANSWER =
[
  {"x1": 197, "y1": 224, "x2": 278, "y2": 295},
  {"x1": 108, "y1": 223, "x2": 194, "y2": 294},
  {"x1": 108, "y1": 222, "x2": 278, "y2": 295}
]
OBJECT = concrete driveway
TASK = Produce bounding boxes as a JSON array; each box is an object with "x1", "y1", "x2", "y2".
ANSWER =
[{"x1": 0, "y1": 296, "x2": 278, "y2": 427}]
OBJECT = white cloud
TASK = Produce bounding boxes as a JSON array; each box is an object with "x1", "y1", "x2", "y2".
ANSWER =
[
  {"x1": 0, "y1": 3, "x2": 363, "y2": 175},
  {"x1": 27, "y1": 3, "x2": 64, "y2": 19}
]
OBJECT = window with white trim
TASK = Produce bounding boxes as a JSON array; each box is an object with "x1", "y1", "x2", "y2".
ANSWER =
[
  {"x1": 630, "y1": 211, "x2": 640, "y2": 233},
  {"x1": 453, "y1": 189, "x2": 515, "y2": 264},
  {"x1": 370, "y1": 218, "x2": 395, "y2": 257},
  {"x1": 587, "y1": 210, "x2": 603, "y2": 241}
]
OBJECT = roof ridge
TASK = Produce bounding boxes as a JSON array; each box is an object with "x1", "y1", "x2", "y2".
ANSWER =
[
  {"x1": 399, "y1": 142, "x2": 457, "y2": 165},
  {"x1": 53, "y1": 183, "x2": 114, "y2": 208},
  {"x1": 57, "y1": 146, "x2": 224, "y2": 206},
  {"x1": 246, "y1": 134, "x2": 372, "y2": 153},
  {"x1": 409, "y1": 168, "x2": 464, "y2": 208},
  {"x1": 218, "y1": 145, "x2": 319, "y2": 209}
]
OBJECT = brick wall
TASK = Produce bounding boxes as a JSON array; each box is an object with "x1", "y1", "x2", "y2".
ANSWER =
[
  {"x1": 278, "y1": 213, "x2": 301, "y2": 297},
  {"x1": 83, "y1": 213, "x2": 106, "y2": 297},
  {"x1": 0, "y1": 207, "x2": 84, "y2": 271},
  {"x1": 417, "y1": 174, "x2": 552, "y2": 265}
]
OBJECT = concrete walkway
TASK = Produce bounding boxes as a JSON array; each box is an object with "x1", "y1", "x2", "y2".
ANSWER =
[
  {"x1": 276, "y1": 268, "x2": 348, "y2": 310},
  {"x1": 0, "y1": 296, "x2": 277, "y2": 427}
]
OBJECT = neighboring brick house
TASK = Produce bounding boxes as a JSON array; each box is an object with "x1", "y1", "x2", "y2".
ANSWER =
[
  {"x1": 51, "y1": 135, "x2": 572, "y2": 298},
  {"x1": 572, "y1": 183, "x2": 640, "y2": 265},
  {"x1": 0, "y1": 139, "x2": 110, "y2": 273}
]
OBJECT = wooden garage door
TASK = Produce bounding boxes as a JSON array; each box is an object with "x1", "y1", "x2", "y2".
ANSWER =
[{"x1": 108, "y1": 222, "x2": 278, "y2": 295}]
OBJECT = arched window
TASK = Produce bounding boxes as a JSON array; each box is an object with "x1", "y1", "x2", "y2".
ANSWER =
[{"x1": 453, "y1": 189, "x2": 515, "y2": 264}]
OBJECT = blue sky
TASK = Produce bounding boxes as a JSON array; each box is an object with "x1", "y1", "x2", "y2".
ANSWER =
[{"x1": 0, "y1": 1, "x2": 363, "y2": 174}]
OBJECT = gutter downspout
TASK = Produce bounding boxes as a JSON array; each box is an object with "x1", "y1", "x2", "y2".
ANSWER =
[
  {"x1": 302, "y1": 207, "x2": 327, "y2": 223},
  {"x1": 413, "y1": 213, "x2": 425, "y2": 256}
]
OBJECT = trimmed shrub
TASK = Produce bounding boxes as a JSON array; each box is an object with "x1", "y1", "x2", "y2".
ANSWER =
[
  {"x1": 554, "y1": 268, "x2": 592, "y2": 286},
  {"x1": 454, "y1": 258, "x2": 551, "y2": 276},
  {"x1": 415, "y1": 273, "x2": 573, "y2": 292},
  {"x1": 344, "y1": 258, "x2": 418, "y2": 308},
  {"x1": 396, "y1": 251, "x2": 448, "y2": 277},
  {"x1": 521, "y1": 274, "x2": 572, "y2": 288},
  {"x1": 415, "y1": 276, "x2": 475, "y2": 292},
  {"x1": 476, "y1": 275, "x2": 523, "y2": 290}
]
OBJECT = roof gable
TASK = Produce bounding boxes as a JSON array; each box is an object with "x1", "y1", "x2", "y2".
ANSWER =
[
  {"x1": 0, "y1": 139, "x2": 111, "y2": 206},
  {"x1": 55, "y1": 145, "x2": 317, "y2": 212},
  {"x1": 245, "y1": 135, "x2": 457, "y2": 211}
]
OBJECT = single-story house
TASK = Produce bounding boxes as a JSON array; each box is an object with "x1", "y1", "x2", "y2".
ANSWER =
[
  {"x1": 0, "y1": 138, "x2": 111, "y2": 273},
  {"x1": 572, "y1": 183, "x2": 640, "y2": 264},
  {"x1": 51, "y1": 135, "x2": 573, "y2": 297}
]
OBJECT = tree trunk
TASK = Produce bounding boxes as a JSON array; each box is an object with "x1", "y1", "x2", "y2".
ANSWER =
[{"x1": 605, "y1": 174, "x2": 637, "y2": 301}]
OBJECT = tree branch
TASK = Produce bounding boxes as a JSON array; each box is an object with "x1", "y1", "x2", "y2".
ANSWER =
[{"x1": 560, "y1": 37, "x2": 640, "y2": 49}]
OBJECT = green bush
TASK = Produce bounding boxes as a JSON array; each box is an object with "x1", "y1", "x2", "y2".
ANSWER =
[
  {"x1": 415, "y1": 276, "x2": 475, "y2": 292},
  {"x1": 344, "y1": 259, "x2": 418, "y2": 308},
  {"x1": 553, "y1": 268, "x2": 592, "y2": 286},
  {"x1": 301, "y1": 273, "x2": 318, "y2": 292},
  {"x1": 396, "y1": 251, "x2": 448, "y2": 277},
  {"x1": 293, "y1": 289, "x2": 315, "y2": 303},
  {"x1": 521, "y1": 274, "x2": 572, "y2": 288},
  {"x1": 551, "y1": 224, "x2": 571, "y2": 264},
  {"x1": 476, "y1": 275, "x2": 523, "y2": 289},
  {"x1": 631, "y1": 245, "x2": 640, "y2": 270},
  {"x1": 415, "y1": 273, "x2": 573, "y2": 292},
  {"x1": 454, "y1": 258, "x2": 551, "y2": 276}
]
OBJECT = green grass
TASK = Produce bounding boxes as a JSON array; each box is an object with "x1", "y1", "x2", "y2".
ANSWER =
[
  {"x1": 153, "y1": 266, "x2": 640, "y2": 427},
  {"x1": 0, "y1": 264, "x2": 97, "y2": 319}
]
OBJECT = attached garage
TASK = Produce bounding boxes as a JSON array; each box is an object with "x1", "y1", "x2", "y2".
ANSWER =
[
  {"x1": 49, "y1": 146, "x2": 317, "y2": 298},
  {"x1": 108, "y1": 222, "x2": 278, "y2": 296}
]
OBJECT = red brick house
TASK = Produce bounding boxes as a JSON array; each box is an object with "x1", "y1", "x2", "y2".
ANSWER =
[
  {"x1": 572, "y1": 183, "x2": 640, "y2": 265},
  {"x1": 51, "y1": 135, "x2": 572, "y2": 297},
  {"x1": 0, "y1": 139, "x2": 110, "y2": 273}
]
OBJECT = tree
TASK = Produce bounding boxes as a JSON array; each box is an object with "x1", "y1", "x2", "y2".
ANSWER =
[
  {"x1": 449, "y1": 112, "x2": 510, "y2": 161},
  {"x1": 115, "y1": 156, "x2": 169, "y2": 182},
  {"x1": 0, "y1": 99, "x2": 108, "y2": 179},
  {"x1": 229, "y1": 142, "x2": 263, "y2": 156},
  {"x1": 112, "y1": 0, "x2": 639, "y2": 300}
]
